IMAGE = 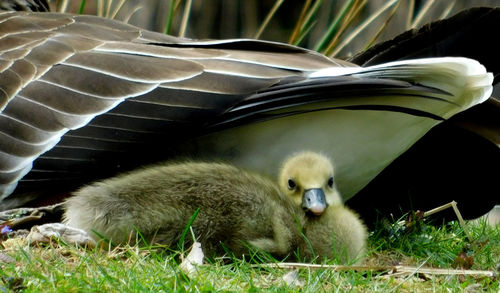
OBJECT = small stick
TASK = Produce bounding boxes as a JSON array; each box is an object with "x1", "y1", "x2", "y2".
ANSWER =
[
  {"x1": 450, "y1": 201, "x2": 472, "y2": 241},
  {"x1": 255, "y1": 262, "x2": 388, "y2": 271},
  {"x1": 423, "y1": 201, "x2": 472, "y2": 241},
  {"x1": 8, "y1": 215, "x2": 42, "y2": 228},
  {"x1": 423, "y1": 202, "x2": 454, "y2": 217},
  {"x1": 395, "y1": 266, "x2": 495, "y2": 277},
  {"x1": 254, "y1": 262, "x2": 497, "y2": 277}
]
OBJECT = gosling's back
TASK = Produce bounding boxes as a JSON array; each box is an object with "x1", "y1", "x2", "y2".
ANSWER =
[{"x1": 64, "y1": 162, "x2": 303, "y2": 256}]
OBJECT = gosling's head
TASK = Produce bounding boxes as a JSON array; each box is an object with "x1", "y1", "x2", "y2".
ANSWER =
[{"x1": 279, "y1": 151, "x2": 342, "y2": 216}]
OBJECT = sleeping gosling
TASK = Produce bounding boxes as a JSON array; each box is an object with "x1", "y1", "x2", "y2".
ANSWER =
[
  {"x1": 280, "y1": 152, "x2": 367, "y2": 263},
  {"x1": 63, "y1": 161, "x2": 306, "y2": 258},
  {"x1": 299, "y1": 204, "x2": 367, "y2": 263}
]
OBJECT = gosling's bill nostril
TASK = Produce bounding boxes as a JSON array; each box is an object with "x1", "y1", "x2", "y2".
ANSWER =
[{"x1": 302, "y1": 188, "x2": 327, "y2": 216}]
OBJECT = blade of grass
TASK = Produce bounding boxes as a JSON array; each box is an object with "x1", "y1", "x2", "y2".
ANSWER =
[
  {"x1": 174, "y1": 0, "x2": 183, "y2": 11},
  {"x1": 105, "y1": 0, "x2": 113, "y2": 18},
  {"x1": 242, "y1": 1, "x2": 259, "y2": 38},
  {"x1": 179, "y1": 0, "x2": 193, "y2": 38},
  {"x1": 97, "y1": 0, "x2": 104, "y2": 17},
  {"x1": 293, "y1": 20, "x2": 317, "y2": 46},
  {"x1": 164, "y1": 0, "x2": 177, "y2": 34},
  {"x1": 296, "y1": 0, "x2": 323, "y2": 44},
  {"x1": 110, "y1": 0, "x2": 126, "y2": 19},
  {"x1": 254, "y1": 0, "x2": 286, "y2": 39},
  {"x1": 57, "y1": 0, "x2": 69, "y2": 12},
  {"x1": 406, "y1": 0, "x2": 415, "y2": 30},
  {"x1": 122, "y1": 5, "x2": 143, "y2": 23},
  {"x1": 189, "y1": 227, "x2": 197, "y2": 243},
  {"x1": 329, "y1": 0, "x2": 399, "y2": 57},
  {"x1": 390, "y1": 257, "x2": 430, "y2": 293},
  {"x1": 323, "y1": 0, "x2": 367, "y2": 55},
  {"x1": 343, "y1": 0, "x2": 367, "y2": 25},
  {"x1": 77, "y1": 0, "x2": 86, "y2": 14},
  {"x1": 410, "y1": 0, "x2": 436, "y2": 29},
  {"x1": 438, "y1": 1, "x2": 456, "y2": 20},
  {"x1": 314, "y1": 0, "x2": 356, "y2": 52},
  {"x1": 178, "y1": 208, "x2": 200, "y2": 251},
  {"x1": 363, "y1": 0, "x2": 402, "y2": 50},
  {"x1": 288, "y1": 0, "x2": 313, "y2": 44}
]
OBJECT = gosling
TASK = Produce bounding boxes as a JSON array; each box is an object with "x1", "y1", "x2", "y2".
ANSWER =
[
  {"x1": 63, "y1": 152, "x2": 367, "y2": 262},
  {"x1": 280, "y1": 151, "x2": 367, "y2": 263},
  {"x1": 63, "y1": 161, "x2": 306, "y2": 257},
  {"x1": 279, "y1": 151, "x2": 342, "y2": 216},
  {"x1": 298, "y1": 204, "x2": 367, "y2": 263}
]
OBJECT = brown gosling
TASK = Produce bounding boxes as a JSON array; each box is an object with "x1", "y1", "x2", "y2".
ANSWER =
[
  {"x1": 280, "y1": 151, "x2": 367, "y2": 263},
  {"x1": 63, "y1": 161, "x2": 306, "y2": 258}
]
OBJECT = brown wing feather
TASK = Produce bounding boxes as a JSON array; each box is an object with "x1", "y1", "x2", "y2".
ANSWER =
[{"x1": 0, "y1": 11, "x2": 341, "y2": 201}]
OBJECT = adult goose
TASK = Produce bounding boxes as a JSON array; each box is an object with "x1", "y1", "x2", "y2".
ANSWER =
[{"x1": 0, "y1": 9, "x2": 494, "y2": 220}]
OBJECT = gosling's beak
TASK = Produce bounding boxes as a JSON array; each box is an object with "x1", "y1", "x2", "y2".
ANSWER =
[{"x1": 302, "y1": 188, "x2": 327, "y2": 216}]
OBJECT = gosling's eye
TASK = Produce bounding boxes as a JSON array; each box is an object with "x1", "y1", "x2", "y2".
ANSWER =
[
  {"x1": 327, "y1": 177, "x2": 334, "y2": 188},
  {"x1": 287, "y1": 179, "x2": 296, "y2": 190}
]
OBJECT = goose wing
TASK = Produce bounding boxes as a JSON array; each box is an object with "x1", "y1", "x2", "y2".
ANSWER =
[
  {"x1": 0, "y1": 12, "x2": 492, "y2": 209},
  {"x1": 351, "y1": 7, "x2": 500, "y2": 146},
  {"x1": 347, "y1": 7, "x2": 500, "y2": 222},
  {"x1": 0, "y1": 11, "x2": 347, "y2": 203}
]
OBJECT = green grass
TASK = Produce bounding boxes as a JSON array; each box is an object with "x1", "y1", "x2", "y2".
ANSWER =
[
  {"x1": 1, "y1": 218, "x2": 498, "y2": 292},
  {"x1": 54, "y1": 0, "x2": 474, "y2": 58}
]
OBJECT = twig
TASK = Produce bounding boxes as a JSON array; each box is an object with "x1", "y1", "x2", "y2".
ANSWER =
[
  {"x1": 391, "y1": 257, "x2": 429, "y2": 292},
  {"x1": 253, "y1": 262, "x2": 497, "y2": 277},
  {"x1": 422, "y1": 202, "x2": 454, "y2": 217},
  {"x1": 255, "y1": 262, "x2": 392, "y2": 271},
  {"x1": 395, "y1": 266, "x2": 496, "y2": 277},
  {"x1": 450, "y1": 201, "x2": 472, "y2": 241},
  {"x1": 423, "y1": 201, "x2": 472, "y2": 241},
  {"x1": 8, "y1": 215, "x2": 42, "y2": 228}
]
